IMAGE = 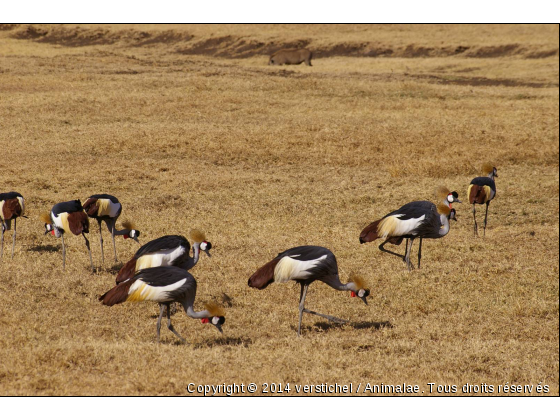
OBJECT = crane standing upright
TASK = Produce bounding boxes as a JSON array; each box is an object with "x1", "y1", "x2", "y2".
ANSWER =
[
  {"x1": 0, "y1": 191, "x2": 25, "y2": 259},
  {"x1": 83, "y1": 194, "x2": 140, "y2": 264},
  {"x1": 248, "y1": 245, "x2": 370, "y2": 336},
  {"x1": 468, "y1": 163, "x2": 498, "y2": 237},
  {"x1": 100, "y1": 266, "x2": 225, "y2": 343},
  {"x1": 41, "y1": 200, "x2": 94, "y2": 271}
]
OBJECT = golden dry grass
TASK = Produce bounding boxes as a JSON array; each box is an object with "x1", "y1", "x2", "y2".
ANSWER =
[{"x1": 0, "y1": 24, "x2": 558, "y2": 396}]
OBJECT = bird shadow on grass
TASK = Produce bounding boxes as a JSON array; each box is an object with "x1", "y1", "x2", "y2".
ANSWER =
[
  {"x1": 194, "y1": 336, "x2": 253, "y2": 349},
  {"x1": 299, "y1": 320, "x2": 393, "y2": 333},
  {"x1": 27, "y1": 244, "x2": 60, "y2": 253},
  {"x1": 93, "y1": 262, "x2": 124, "y2": 275}
]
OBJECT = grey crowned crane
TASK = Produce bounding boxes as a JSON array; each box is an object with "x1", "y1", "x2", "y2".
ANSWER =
[
  {"x1": 82, "y1": 194, "x2": 140, "y2": 264},
  {"x1": 0, "y1": 191, "x2": 25, "y2": 259},
  {"x1": 100, "y1": 266, "x2": 225, "y2": 343},
  {"x1": 248, "y1": 246, "x2": 370, "y2": 336},
  {"x1": 41, "y1": 200, "x2": 94, "y2": 271},
  {"x1": 468, "y1": 163, "x2": 498, "y2": 237},
  {"x1": 360, "y1": 203, "x2": 457, "y2": 271},
  {"x1": 393, "y1": 186, "x2": 461, "y2": 257},
  {"x1": 115, "y1": 229, "x2": 212, "y2": 284}
]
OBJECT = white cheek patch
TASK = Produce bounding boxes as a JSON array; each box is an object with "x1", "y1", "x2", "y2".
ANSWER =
[
  {"x1": 200, "y1": 242, "x2": 208, "y2": 251},
  {"x1": 130, "y1": 230, "x2": 136, "y2": 238},
  {"x1": 448, "y1": 194, "x2": 454, "y2": 203},
  {"x1": 212, "y1": 316, "x2": 219, "y2": 325},
  {"x1": 358, "y1": 290, "x2": 365, "y2": 298}
]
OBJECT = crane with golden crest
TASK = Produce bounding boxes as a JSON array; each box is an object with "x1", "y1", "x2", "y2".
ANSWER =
[
  {"x1": 82, "y1": 194, "x2": 140, "y2": 264},
  {"x1": 468, "y1": 163, "x2": 498, "y2": 237},
  {"x1": 115, "y1": 229, "x2": 212, "y2": 284},
  {"x1": 41, "y1": 200, "x2": 94, "y2": 271},
  {"x1": 248, "y1": 245, "x2": 370, "y2": 336},
  {"x1": 0, "y1": 191, "x2": 25, "y2": 259},
  {"x1": 360, "y1": 199, "x2": 457, "y2": 271},
  {"x1": 100, "y1": 266, "x2": 226, "y2": 343}
]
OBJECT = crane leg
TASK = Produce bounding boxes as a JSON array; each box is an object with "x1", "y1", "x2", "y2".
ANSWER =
[
  {"x1": 483, "y1": 202, "x2": 490, "y2": 237},
  {"x1": 10, "y1": 218, "x2": 16, "y2": 259},
  {"x1": 297, "y1": 283, "x2": 308, "y2": 337},
  {"x1": 302, "y1": 309, "x2": 349, "y2": 324},
  {"x1": 405, "y1": 238, "x2": 415, "y2": 271},
  {"x1": 0, "y1": 222, "x2": 5, "y2": 259},
  {"x1": 98, "y1": 220, "x2": 104, "y2": 265},
  {"x1": 417, "y1": 237, "x2": 423, "y2": 269},
  {"x1": 109, "y1": 219, "x2": 118, "y2": 262},
  {"x1": 156, "y1": 304, "x2": 165, "y2": 342},
  {"x1": 83, "y1": 232, "x2": 94, "y2": 272},
  {"x1": 472, "y1": 204, "x2": 478, "y2": 237},
  {"x1": 61, "y1": 234, "x2": 66, "y2": 271},
  {"x1": 166, "y1": 303, "x2": 186, "y2": 343},
  {"x1": 404, "y1": 239, "x2": 408, "y2": 261},
  {"x1": 378, "y1": 240, "x2": 407, "y2": 260}
]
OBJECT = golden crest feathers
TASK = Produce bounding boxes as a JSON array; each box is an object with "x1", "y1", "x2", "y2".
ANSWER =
[
  {"x1": 40, "y1": 212, "x2": 52, "y2": 224},
  {"x1": 349, "y1": 272, "x2": 366, "y2": 290},
  {"x1": 204, "y1": 302, "x2": 225, "y2": 317},
  {"x1": 437, "y1": 204, "x2": 451, "y2": 215},
  {"x1": 482, "y1": 162, "x2": 495, "y2": 175},
  {"x1": 189, "y1": 229, "x2": 206, "y2": 243},
  {"x1": 436, "y1": 186, "x2": 451, "y2": 201},
  {"x1": 121, "y1": 220, "x2": 136, "y2": 230}
]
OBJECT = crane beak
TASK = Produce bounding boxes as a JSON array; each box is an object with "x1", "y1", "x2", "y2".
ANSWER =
[
  {"x1": 215, "y1": 323, "x2": 223, "y2": 334},
  {"x1": 204, "y1": 249, "x2": 212, "y2": 258},
  {"x1": 359, "y1": 289, "x2": 370, "y2": 305},
  {"x1": 454, "y1": 199, "x2": 462, "y2": 204}
]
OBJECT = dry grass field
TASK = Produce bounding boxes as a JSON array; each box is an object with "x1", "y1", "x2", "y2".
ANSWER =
[{"x1": 0, "y1": 24, "x2": 558, "y2": 396}]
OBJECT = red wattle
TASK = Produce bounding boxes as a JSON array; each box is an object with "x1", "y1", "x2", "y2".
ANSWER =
[
  {"x1": 123, "y1": 234, "x2": 129, "y2": 239},
  {"x1": 51, "y1": 230, "x2": 55, "y2": 236},
  {"x1": 201, "y1": 318, "x2": 209, "y2": 324},
  {"x1": 351, "y1": 291, "x2": 356, "y2": 298}
]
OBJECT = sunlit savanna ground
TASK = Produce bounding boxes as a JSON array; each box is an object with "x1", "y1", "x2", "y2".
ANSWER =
[{"x1": 0, "y1": 24, "x2": 558, "y2": 395}]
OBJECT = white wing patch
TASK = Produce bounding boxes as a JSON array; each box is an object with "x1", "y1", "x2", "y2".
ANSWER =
[
  {"x1": 127, "y1": 278, "x2": 187, "y2": 302},
  {"x1": 17, "y1": 197, "x2": 25, "y2": 216},
  {"x1": 97, "y1": 199, "x2": 121, "y2": 218},
  {"x1": 274, "y1": 254, "x2": 328, "y2": 284},
  {"x1": 52, "y1": 211, "x2": 71, "y2": 233},
  {"x1": 136, "y1": 246, "x2": 186, "y2": 270},
  {"x1": 378, "y1": 214, "x2": 425, "y2": 238}
]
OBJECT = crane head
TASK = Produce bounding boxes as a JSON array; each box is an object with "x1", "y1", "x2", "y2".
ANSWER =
[
  {"x1": 447, "y1": 191, "x2": 461, "y2": 206},
  {"x1": 200, "y1": 316, "x2": 225, "y2": 333},
  {"x1": 350, "y1": 289, "x2": 370, "y2": 305},
  {"x1": 122, "y1": 221, "x2": 140, "y2": 242},
  {"x1": 123, "y1": 229, "x2": 140, "y2": 242},
  {"x1": 349, "y1": 273, "x2": 370, "y2": 305},
  {"x1": 201, "y1": 303, "x2": 225, "y2": 333},
  {"x1": 200, "y1": 241, "x2": 212, "y2": 257},
  {"x1": 482, "y1": 163, "x2": 498, "y2": 178}
]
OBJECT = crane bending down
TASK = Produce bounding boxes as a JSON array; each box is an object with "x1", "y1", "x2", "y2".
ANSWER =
[
  {"x1": 248, "y1": 245, "x2": 370, "y2": 336},
  {"x1": 0, "y1": 192, "x2": 25, "y2": 259},
  {"x1": 394, "y1": 186, "x2": 461, "y2": 258},
  {"x1": 360, "y1": 203, "x2": 457, "y2": 271},
  {"x1": 100, "y1": 266, "x2": 225, "y2": 343},
  {"x1": 115, "y1": 230, "x2": 212, "y2": 284},
  {"x1": 468, "y1": 163, "x2": 498, "y2": 237},
  {"x1": 83, "y1": 194, "x2": 140, "y2": 264},
  {"x1": 41, "y1": 200, "x2": 94, "y2": 271}
]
